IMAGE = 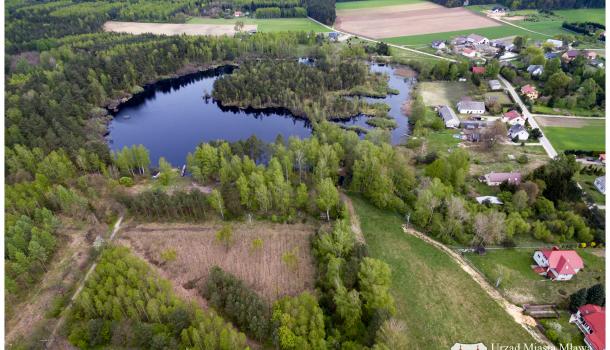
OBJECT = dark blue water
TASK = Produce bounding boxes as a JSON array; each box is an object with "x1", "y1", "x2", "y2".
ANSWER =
[{"x1": 108, "y1": 63, "x2": 413, "y2": 166}]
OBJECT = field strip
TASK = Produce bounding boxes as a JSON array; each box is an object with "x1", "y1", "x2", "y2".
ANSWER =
[
  {"x1": 341, "y1": 192, "x2": 366, "y2": 244},
  {"x1": 402, "y1": 225, "x2": 555, "y2": 348},
  {"x1": 492, "y1": 17, "x2": 551, "y2": 37},
  {"x1": 532, "y1": 114, "x2": 606, "y2": 120},
  {"x1": 307, "y1": 17, "x2": 456, "y2": 62}
]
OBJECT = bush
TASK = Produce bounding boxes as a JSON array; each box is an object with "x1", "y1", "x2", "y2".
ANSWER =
[
  {"x1": 119, "y1": 176, "x2": 134, "y2": 187},
  {"x1": 517, "y1": 154, "x2": 529, "y2": 164}
]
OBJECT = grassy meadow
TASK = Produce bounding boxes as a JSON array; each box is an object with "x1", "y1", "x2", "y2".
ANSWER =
[
  {"x1": 540, "y1": 119, "x2": 605, "y2": 152},
  {"x1": 466, "y1": 248, "x2": 605, "y2": 305},
  {"x1": 187, "y1": 17, "x2": 329, "y2": 32},
  {"x1": 352, "y1": 195, "x2": 537, "y2": 348}
]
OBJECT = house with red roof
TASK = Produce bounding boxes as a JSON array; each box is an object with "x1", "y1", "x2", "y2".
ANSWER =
[
  {"x1": 570, "y1": 304, "x2": 605, "y2": 350},
  {"x1": 533, "y1": 247, "x2": 584, "y2": 281},
  {"x1": 501, "y1": 110, "x2": 526, "y2": 126},
  {"x1": 472, "y1": 66, "x2": 486, "y2": 75},
  {"x1": 521, "y1": 84, "x2": 539, "y2": 100},
  {"x1": 462, "y1": 48, "x2": 477, "y2": 58}
]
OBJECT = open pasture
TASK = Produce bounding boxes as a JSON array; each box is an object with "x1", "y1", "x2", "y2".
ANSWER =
[
  {"x1": 352, "y1": 195, "x2": 537, "y2": 348},
  {"x1": 335, "y1": 2, "x2": 501, "y2": 39},
  {"x1": 118, "y1": 222, "x2": 316, "y2": 303},
  {"x1": 536, "y1": 117, "x2": 605, "y2": 152},
  {"x1": 187, "y1": 17, "x2": 329, "y2": 32}
]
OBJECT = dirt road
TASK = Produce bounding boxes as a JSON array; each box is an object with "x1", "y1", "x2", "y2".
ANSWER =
[
  {"x1": 340, "y1": 193, "x2": 366, "y2": 244},
  {"x1": 402, "y1": 226, "x2": 555, "y2": 349}
]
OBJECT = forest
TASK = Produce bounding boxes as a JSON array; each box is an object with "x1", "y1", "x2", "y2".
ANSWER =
[
  {"x1": 431, "y1": 0, "x2": 604, "y2": 9},
  {"x1": 212, "y1": 58, "x2": 395, "y2": 123}
]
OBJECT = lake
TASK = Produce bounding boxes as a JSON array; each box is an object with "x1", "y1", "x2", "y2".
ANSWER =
[{"x1": 107, "y1": 63, "x2": 414, "y2": 166}]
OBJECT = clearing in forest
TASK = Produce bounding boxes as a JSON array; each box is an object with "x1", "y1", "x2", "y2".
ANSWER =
[
  {"x1": 351, "y1": 195, "x2": 539, "y2": 348},
  {"x1": 117, "y1": 222, "x2": 316, "y2": 303},
  {"x1": 103, "y1": 21, "x2": 257, "y2": 36},
  {"x1": 335, "y1": 2, "x2": 501, "y2": 39}
]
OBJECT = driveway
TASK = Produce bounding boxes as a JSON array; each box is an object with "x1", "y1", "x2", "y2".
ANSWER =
[{"x1": 497, "y1": 76, "x2": 558, "y2": 158}]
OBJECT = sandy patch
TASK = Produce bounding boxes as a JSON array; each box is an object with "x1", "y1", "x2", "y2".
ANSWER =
[
  {"x1": 104, "y1": 21, "x2": 257, "y2": 36},
  {"x1": 117, "y1": 222, "x2": 316, "y2": 303},
  {"x1": 335, "y1": 3, "x2": 502, "y2": 39}
]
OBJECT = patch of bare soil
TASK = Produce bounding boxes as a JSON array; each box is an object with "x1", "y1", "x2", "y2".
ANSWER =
[
  {"x1": 104, "y1": 21, "x2": 257, "y2": 36},
  {"x1": 402, "y1": 226, "x2": 554, "y2": 348},
  {"x1": 117, "y1": 222, "x2": 316, "y2": 303},
  {"x1": 335, "y1": 3, "x2": 501, "y2": 39},
  {"x1": 340, "y1": 193, "x2": 365, "y2": 244},
  {"x1": 534, "y1": 116, "x2": 594, "y2": 128}
]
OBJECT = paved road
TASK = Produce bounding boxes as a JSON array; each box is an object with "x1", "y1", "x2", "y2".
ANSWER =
[
  {"x1": 497, "y1": 75, "x2": 558, "y2": 158},
  {"x1": 307, "y1": 17, "x2": 456, "y2": 62}
]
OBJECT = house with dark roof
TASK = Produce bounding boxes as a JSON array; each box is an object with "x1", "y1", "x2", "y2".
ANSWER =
[
  {"x1": 544, "y1": 52, "x2": 558, "y2": 60},
  {"x1": 508, "y1": 124, "x2": 529, "y2": 141},
  {"x1": 570, "y1": 304, "x2": 605, "y2": 350},
  {"x1": 533, "y1": 247, "x2": 584, "y2": 281},
  {"x1": 527, "y1": 64, "x2": 544, "y2": 77},
  {"x1": 562, "y1": 50, "x2": 580, "y2": 62}
]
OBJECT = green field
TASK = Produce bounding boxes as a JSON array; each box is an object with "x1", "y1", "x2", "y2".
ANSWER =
[
  {"x1": 466, "y1": 248, "x2": 605, "y2": 305},
  {"x1": 187, "y1": 17, "x2": 329, "y2": 32},
  {"x1": 336, "y1": 0, "x2": 420, "y2": 10},
  {"x1": 540, "y1": 119, "x2": 605, "y2": 152},
  {"x1": 384, "y1": 25, "x2": 550, "y2": 46},
  {"x1": 352, "y1": 195, "x2": 537, "y2": 349}
]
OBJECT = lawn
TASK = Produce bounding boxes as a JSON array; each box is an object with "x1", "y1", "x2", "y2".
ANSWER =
[
  {"x1": 336, "y1": 0, "x2": 422, "y2": 10},
  {"x1": 540, "y1": 119, "x2": 605, "y2": 152},
  {"x1": 418, "y1": 81, "x2": 478, "y2": 106},
  {"x1": 352, "y1": 195, "x2": 537, "y2": 348},
  {"x1": 186, "y1": 17, "x2": 329, "y2": 32},
  {"x1": 465, "y1": 248, "x2": 605, "y2": 306},
  {"x1": 384, "y1": 25, "x2": 549, "y2": 46}
]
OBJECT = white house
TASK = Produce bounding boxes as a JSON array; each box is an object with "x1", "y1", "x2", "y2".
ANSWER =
[
  {"x1": 438, "y1": 105, "x2": 460, "y2": 128},
  {"x1": 569, "y1": 304, "x2": 605, "y2": 350},
  {"x1": 594, "y1": 176, "x2": 605, "y2": 194},
  {"x1": 431, "y1": 40, "x2": 446, "y2": 49},
  {"x1": 466, "y1": 33, "x2": 489, "y2": 45},
  {"x1": 456, "y1": 101, "x2": 485, "y2": 114},
  {"x1": 508, "y1": 124, "x2": 529, "y2": 141},
  {"x1": 533, "y1": 247, "x2": 584, "y2": 281},
  {"x1": 502, "y1": 110, "x2": 526, "y2": 126}
]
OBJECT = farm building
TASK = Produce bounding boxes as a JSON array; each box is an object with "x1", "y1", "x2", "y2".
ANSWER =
[
  {"x1": 521, "y1": 84, "x2": 539, "y2": 100},
  {"x1": 502, "y1": 110, "x2": 525, "y2": 126},
  {"x1": 457, "y1": 100, "x2": 485, "y2": 114},
  {"x1": 545, "y1": 38, "x2": 564, "y2": 50},
  {"x1": 472, "y1": 66, "x2": 486, "y2": 75},
  {"x1": 594, "y1": 176, "x2": 605, "y2": 194},
  {"x1": 527, "y1": 64, "x2": 544, "y2": 77},
  {"x1": 482, "y1": 172, "x2": 522, "y2": 186},
  {"x1": 466, "y1": 33, "x2": 489, "y2": 45},
  {"x1": 570, "y1": 304, "x2": 605, "y2": 350},
  {"x1": 488, "y1": 80, "x2": 502, "y2": 90},
  {"x1": 438, "y1": 105, "x2": 460, "y2": 128},
  {"x1": 475, "y1": 196, "x2": 503, "y2": 205},
  {"x1": 533, "y1": 247, "x2": 584, "y2": 281},
  {"x1": 431, "y1": 40, "x2": 446, "y2": 49},
  {"x1": 508, "y1": 124, "x2": 529, "y2": 141}
]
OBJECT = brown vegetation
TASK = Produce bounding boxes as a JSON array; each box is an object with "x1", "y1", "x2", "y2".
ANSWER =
[
  {"x1": 335, "y1": 3, "x2": 501, "y2": 39},
  {"x1": 104, "y1": 21, "x2": 257, "y2": 36},
  {"x1": 117, "y1": 222, "x2": 316, "y2": 302}
]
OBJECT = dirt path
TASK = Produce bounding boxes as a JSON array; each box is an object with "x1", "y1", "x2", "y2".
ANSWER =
[
  {"x1": 340, "y1": 193, "x2": 366, "y2": 244},
  {"x1": 46, "y1": 217, "x2": 124, "y2": 349},
  {"x1": 402, "y1": 226, "x2": 555, "y2": 349}
]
